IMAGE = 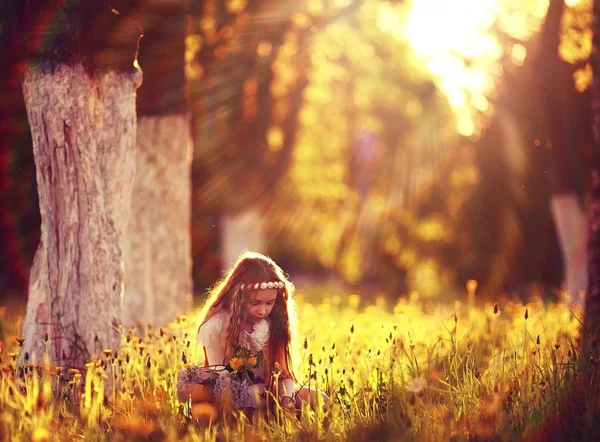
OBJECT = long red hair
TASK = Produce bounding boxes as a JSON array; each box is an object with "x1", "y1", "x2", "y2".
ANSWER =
[{"x1": 197, "y1": 251, "x2": 298, "y2": 380}]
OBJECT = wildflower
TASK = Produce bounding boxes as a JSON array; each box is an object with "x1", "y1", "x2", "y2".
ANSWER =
[
  {"x1": 406, "y1": 376, "x2": 427, "y2": 393},
  {"x1": 16, "y1": 337, "x2": 25, "y2": 347},
  {"x1": 31, "y1": 427, "x2": 50, "y2": 442},
  {"x1": 247, "y1": 356, "x2": 257, "y2": 367},
  {"x1": 8, "y1": 352, "x2": 17, "y2": 361},
  {"x1": 229, "y1": 357, "x2": 244, "y2": 371},
  {"x1": 103, "y1": 349, "x2": 112, "y2": 357}
]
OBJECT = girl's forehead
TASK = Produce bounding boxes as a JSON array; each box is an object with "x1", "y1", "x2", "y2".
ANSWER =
[{"x1": 252, "y1": 288, "x2": 278, "y2": 301}]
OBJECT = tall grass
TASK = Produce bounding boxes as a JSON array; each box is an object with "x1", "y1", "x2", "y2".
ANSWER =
[{"x1": 0, "y1": 293, "x2": 595, "y2": 441}]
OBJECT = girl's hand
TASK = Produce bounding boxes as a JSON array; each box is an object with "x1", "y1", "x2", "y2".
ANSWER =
[{"x1": 280, "y1": 396, "x2": 296, "y2": 411}]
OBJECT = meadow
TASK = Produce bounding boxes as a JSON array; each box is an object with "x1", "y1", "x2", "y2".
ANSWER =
[{"x1": 0, "y1": 290, "x2": 595, "y2": 441}]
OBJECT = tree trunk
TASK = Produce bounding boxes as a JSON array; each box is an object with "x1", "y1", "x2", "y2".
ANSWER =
[
  {"x1": 551, "y1": 194, "x2": 588, "y2": 307},
  {"x1": 537, "y1": 0, "x2": 588, "y2": 305},
  {"x1": 587, "y1": 0, "x2": 600, "y2": 349},
  {"x1": 21, "y1": 64, "x2": 141, "y2": 367},
  {"x1": 123, "y1": 115, "x2": 193, "y2": 327},
  {"x1": 118, "y1": 1, "x2": 193, "y2": 327},
  {"x1": 221, "y1": 209, "x2": 266, "y2": 269}
]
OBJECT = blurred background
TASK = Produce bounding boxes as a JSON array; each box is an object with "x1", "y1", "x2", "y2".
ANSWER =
[{"x1": 0, "y1": 0, "x2": 592, "y2": 307}]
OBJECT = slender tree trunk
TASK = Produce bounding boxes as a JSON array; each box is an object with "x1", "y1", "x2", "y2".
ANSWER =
[
  {"x1": 581, "y1": 0, "x2": 600, "y2": 431},
  {"x1": 221, "y1": 209, "x2": 266, "y2": 269},
  {"x1": 551, "y1": 194, "x2": 588, "y2": 306},
  {"x1": 587, "y1": 0, "x2": 600, "y2": 348},
  {"x1": 537, "y1": 0, "x2": 588, "y2": 306},
  {"x1": 119, "y1": 1, "x2": 193, "y2": 327},
  {"x1": 21, "y1": 64, "x2": 141, "y2": 366},
  {"x1": 124, "y1": 115, "x2": 193, "y2": 326}
]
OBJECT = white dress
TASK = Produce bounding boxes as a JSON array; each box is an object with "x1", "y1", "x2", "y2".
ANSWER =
[{"x1": 197, "y1": 311, "x2": 295, "y2": 408}]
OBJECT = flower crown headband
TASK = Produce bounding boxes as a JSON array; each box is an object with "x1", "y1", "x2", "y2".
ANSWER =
[{"x1": 240, "y1": 281, "x2": 285, "y2": 290}]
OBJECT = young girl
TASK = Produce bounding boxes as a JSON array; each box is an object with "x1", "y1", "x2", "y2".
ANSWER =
[{"x1": 187, "y1": 251, "x2": 325, "y2": 412}]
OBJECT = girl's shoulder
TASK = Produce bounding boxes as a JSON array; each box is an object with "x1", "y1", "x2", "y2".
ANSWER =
[{"x1": 198, "y1": 311, "x2": 229, "y2": 337}]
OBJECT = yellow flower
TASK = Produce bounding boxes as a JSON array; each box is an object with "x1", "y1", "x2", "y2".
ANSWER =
[
  {"x1": 31, "y1": 427, "x2": 50, "y2": 442},
  {"x1": 229, "y1": 357, "x2": 244, "y2": 370},
  {"x1": 247, "y1": 356, "x2": 257, "y2": 367}
]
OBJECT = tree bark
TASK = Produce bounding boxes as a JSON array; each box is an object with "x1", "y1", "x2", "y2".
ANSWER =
[
  {"x1": 551, "y1": 194, "x2": 588, "y2": 307},
  {"x1": 221, "y1": 209, "x2": 267, "y2": 269},
  {"x1": 123, "y1": 115, "x2": 193, "y2": 327},
  {"x1": 587, "y1": 0, "x2": 600, "y2": 348},
  {"x1": 21, "y1": 64, "x2": 141, "y2": 367},
  {"x1": 114, "y1": 1, "x2": 193, "y2": 327},
  {"x1": 537, "y1": 0, "x2": 589, "y2": 305}
]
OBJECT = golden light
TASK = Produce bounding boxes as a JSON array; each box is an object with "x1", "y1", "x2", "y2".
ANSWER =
[
  {"x1": 292, "y1": 13, "x2": 311, "y2": 29},
  {"x1": 226, "y1": 0, "x2": 247, "y2": 13},
  {"x1": 267, "y1": 127, "x2": 285, "y2": 151},
  {"x1": 404, "y1": 0, "x2": 549, "y2": 137},
  {"x1": 257, "y1": 41, "x2": 273, "y2": 58},
  {"x1": 510, "y1": 43, "x2": 527, "y2": 66},
  {"x1": 466, "y1": 279, "x2": 478, "y2": 294}
]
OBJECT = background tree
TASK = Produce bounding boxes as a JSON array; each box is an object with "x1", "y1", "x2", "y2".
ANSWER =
[
  {"x1": 17, "y1": 0, "x2": 142, "y2": 367},
  {"x1": 535, "y1": 0, "x2": 590, "y2": 306},
  {"x1": 117, "y1": 0, "x2": 193, "y2": 327},
  {"x1": 586, "y1": 0, "x2": 600, "y2": 362}
]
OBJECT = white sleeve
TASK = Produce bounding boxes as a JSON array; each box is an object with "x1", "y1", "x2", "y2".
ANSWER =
[
  {"x1": 197, "y1": 314, "x2": 227, "y2": 366},
  {"x1": 279, "y1": 378, "x2": 296, "y2": 400}
]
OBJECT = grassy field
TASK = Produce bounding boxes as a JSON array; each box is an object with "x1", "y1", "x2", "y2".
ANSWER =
[{"x1": 0, "y1": 292, "x2": 597, "y2": 441}]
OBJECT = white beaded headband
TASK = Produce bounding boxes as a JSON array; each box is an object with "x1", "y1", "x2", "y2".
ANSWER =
[{"x1": 240, "y1": 281, "x2": 285, "y2": 290}]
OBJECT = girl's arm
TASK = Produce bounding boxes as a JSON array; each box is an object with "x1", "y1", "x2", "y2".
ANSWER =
[
  {"x1": 197, "y1": 315, "x2": 227, "y2": 366},
  {"x1": 201, "y1": 331, "x2": 226, "y2": 366}
]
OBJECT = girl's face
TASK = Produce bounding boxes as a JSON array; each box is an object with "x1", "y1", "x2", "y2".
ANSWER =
[{"x1": 248, "y1": 289, "x2": 278, "y2": 323}]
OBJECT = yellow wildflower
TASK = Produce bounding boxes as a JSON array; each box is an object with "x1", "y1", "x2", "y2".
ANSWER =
[
  {"x1": 229, "y1": 357, "x2": 244, "y2": 370},
  {"x1": 31, "y1": 427, "x2": 50, "y2": 442}
]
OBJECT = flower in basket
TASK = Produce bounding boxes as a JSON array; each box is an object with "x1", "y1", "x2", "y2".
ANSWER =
[
  {"x1": 213, "y1": 346, "x2": 267, "y2": 409},
  {"x1": 176, "y1": 363, "x2": 220, "y2": 402}
]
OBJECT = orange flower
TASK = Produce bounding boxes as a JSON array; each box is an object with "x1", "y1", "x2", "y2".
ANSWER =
[
  {"x1": 247, "y1": 356, "x2": 257, "y2": 367},
  {"x1": 229, "y1": 357, "x2": 244, "y2": 371}
]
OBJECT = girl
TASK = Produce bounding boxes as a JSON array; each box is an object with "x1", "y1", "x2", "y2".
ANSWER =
[{"x1": 188, "y1": 251, "x2": 325, "y2": 412}]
